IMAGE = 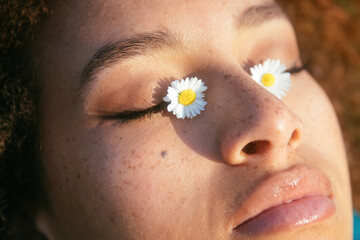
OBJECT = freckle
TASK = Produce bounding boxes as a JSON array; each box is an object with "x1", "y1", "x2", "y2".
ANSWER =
[
  {"x1": 101, "y1": 197, "x2": 104, "y2": 201},
  {"x1": 131, "y1": 150, "x2": 135, "y2": 155},
  {"x1": 119, "y1": 136, "x2": 123, "y2": 141},
  {"x1": 87, "y1": 169, "x2": 90, "y2": 175},
  {"x1": 117, "y1": 169, "x2": 122, "y2": 175},
  {"x1": 83, "y1": 158, "x2": 88, "y2": 162},
  {"x1": 132, "y1": 212, "x2": 137, "y2": 217},
  {"x1": 224, "y1": 74, "x2": 231, "y2": 79},
  {"x1": 78, "y1": 203, "x2": 82, "y2": 209},
  {"x1": 94, "y1": 208, "x2": 98, "y2": 212},
  {"x1": 86, "y1": 194, "x2": 90, "y2": 199},
  {"x1": 65, "y1": 138, "x2": 70, "y2": 143},
  {"x1": 110, "y1": 217, "x2": 115, "y2": 223},
  {"x1": 101, "y1": 167, "x2": 105, "y2": 171},
  {"x1": 65, "y1": 177, "x2": 69, "y2": 183},
  {"x1": 138, "y1": 162, "x2": 143, "y2": 168},
  {"x1": 63, "y1": 165, "x2": 67, "y2": 170},
  {"x1": 161, "y1": 151, "x2": 168, "y2": 158},
  {"x1": 77, "y1": 174, "x2": 81, "y2": 179}
]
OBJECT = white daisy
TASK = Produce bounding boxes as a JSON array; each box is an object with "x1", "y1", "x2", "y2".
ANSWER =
[
  {"x1": 250, "y1": 59, "x2": 291, "y2": 99},
  {"x1": 163, "y1": 77, "x2": 207, "y2": 119}
]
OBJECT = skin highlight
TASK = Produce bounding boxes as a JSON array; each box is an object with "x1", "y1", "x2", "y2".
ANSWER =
[{"x1": 30, "y1": 0, "x2": 352, "y2": 239}]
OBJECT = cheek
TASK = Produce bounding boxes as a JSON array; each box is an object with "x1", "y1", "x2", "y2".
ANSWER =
[
  {"x1": 285, "y1": 73, "x2": 345, "y2": 159},
  {"x1": 65, "y1": 125, "x2": 192, "y2": 232},
  {"x1": 41, "y1": 130, "x2": 185, "y2": 238},
  {"x1": 284, "y1": 73, "x2": 351, "y2": 207}
]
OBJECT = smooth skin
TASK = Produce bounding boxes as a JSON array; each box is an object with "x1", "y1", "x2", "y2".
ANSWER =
[{"x1": 32, "y1": 0, "x2": 352, "y2": 239}]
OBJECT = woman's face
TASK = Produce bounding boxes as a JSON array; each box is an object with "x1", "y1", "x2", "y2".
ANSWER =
[{"x1": 32, "y1": 0, "x2": 352, "y2": 239}]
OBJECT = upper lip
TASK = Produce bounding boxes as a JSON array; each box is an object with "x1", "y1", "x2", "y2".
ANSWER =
[{"x1": 229, "y1": 164, "x2": 333, "y2": 230}]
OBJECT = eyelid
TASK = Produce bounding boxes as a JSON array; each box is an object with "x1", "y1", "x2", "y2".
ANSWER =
[
  {"x1": 94, "y1": 101, "x2": 166, "y2": 124},
  {"x1": 287, "y1": 64, "x2": 307, "y2": 74}
]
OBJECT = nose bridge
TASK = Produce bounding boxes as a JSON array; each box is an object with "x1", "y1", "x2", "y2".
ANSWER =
[{"x1": 219, "y1": 73, "x2": 303, "y2": 166}]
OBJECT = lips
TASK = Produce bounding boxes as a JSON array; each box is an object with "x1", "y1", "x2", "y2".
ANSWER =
[{"x1": 230, "y1": 164, "x2": 335, "y2": 235}]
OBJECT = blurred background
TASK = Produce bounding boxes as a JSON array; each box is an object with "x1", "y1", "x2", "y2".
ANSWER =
[{"x1": 277, "y1": 0, "x2": 360, "y2": 211}]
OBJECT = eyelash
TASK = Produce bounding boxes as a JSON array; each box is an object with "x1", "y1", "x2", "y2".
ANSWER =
[
  {"x1": 98, "y1": 65, "x2": 306, "y2": 124},
  {"x1": 287, "y1": 65, "x2": 306, "y2": 74},
  {"x1": 98, "y1": 101, "x2": 166, "y2": 124}
]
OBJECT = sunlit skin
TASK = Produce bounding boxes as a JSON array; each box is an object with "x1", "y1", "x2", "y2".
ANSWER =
[{"x1": 32, "y1": 0, "x2": 352, "y2": 239}]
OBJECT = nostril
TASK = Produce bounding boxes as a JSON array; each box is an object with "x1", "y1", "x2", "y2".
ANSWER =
[
  {"x1": 241, "y1": 140, "x2": 271, "y2": 155},
  {"x1": 288, "y1": 129, "x2": 302, "y2": 147}
]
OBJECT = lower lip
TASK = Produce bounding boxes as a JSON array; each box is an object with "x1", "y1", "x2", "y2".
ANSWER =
[{"x1": 234, "y1": 195, "x2": 335, "y2": 235}]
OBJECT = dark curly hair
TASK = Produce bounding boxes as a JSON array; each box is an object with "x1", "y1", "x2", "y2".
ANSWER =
[{"x1": 0, "y1": 1, "x2": 48, "y2": 239}]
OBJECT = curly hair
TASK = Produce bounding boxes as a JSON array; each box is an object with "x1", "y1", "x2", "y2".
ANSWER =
[{"x1": 0, "y1": 0, "x2": 48, "y2": 239}]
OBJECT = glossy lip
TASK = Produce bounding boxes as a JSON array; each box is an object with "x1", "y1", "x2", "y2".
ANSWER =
[{"x1": 229, "y1": 164, "x2": 335, "y2": 235}]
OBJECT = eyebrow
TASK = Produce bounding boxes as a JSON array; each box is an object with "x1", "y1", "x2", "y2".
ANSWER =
[
  {"x1": 77, "y1": 2, "x2": 286, "y2": 95},
  {"x1": 77, "y1": 30, "x2": 179, "y2": 94},
  {"x1": 235, "y1": 2, "x2": 287, "y2": 28}
]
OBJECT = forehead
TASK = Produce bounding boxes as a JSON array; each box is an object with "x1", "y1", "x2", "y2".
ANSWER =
[
  {"x1": 32, "y1": 0, "x2": 288, "y2": 98},
  {"x1": 46, "y1": 0, "x2": 266, "y2": 34},
  {"x1": 35, "y1": 0, "x2": 279, "y2": 56}
]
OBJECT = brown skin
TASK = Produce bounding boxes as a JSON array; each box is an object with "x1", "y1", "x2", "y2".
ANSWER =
[{"x1": 31, "y1": 0, "x2": 352, "y2": 239}]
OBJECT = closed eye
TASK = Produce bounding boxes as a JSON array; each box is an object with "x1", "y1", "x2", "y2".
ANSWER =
[
  {"x1": 93, "y1": 101, "x2": 166, "y2": 125},
  {"x1": 287, "y1": 64, "x2": 307, "y2": 74}
]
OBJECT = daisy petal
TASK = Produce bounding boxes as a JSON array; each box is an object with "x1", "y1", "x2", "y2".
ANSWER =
[{"x1": 163, "y1": 96, "x2": 171, "y2": 102}]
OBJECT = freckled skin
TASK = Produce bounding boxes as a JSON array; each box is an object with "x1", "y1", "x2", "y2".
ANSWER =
[{"x1": 32, "y1": 0, "x2": 352, "y2": 240}]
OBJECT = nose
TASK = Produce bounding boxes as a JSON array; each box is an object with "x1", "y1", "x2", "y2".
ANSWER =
[{"x1": 220, "y1": 80, "x2": 303, "y2": 166}]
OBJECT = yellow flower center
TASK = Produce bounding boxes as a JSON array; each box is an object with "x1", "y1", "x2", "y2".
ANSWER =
[
  {"x1": 261, "y1": 73, "x2": 276, "y2": 87},
  {"x1": 178, "y1": 89, "x2": 196, "y2": 106}
]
